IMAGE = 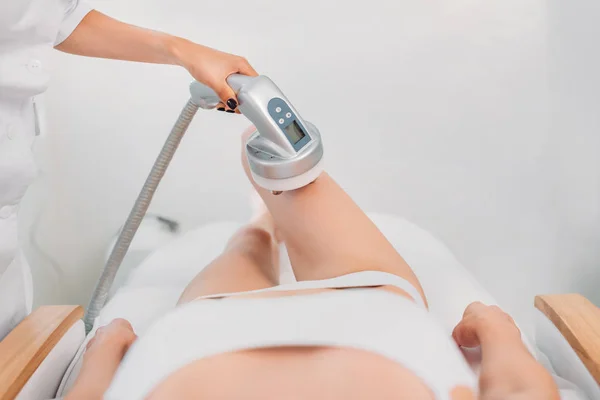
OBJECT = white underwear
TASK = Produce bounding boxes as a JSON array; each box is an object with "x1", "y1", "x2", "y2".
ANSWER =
[{"x1": 105, "y1": 271, "x2": 477, "y2": 399}]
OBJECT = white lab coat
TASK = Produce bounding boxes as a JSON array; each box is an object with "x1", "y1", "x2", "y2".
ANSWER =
[{"x1": 0, "y1": 0, "x2": 92, "y2": 339}]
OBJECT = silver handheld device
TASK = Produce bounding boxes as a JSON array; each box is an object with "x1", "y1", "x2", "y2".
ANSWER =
[{"x1": 191, "y1": 75, "x2": 324, "y2": 191}]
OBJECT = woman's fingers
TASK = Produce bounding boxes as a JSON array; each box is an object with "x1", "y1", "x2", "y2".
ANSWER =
[
  {"x1": 213, "y1": 82, "x2": 238, "y2": 113},
  {"x1": 109, "y1": 318, "x2": 134, "y2": 332},
  {"x1": 462, "y1": 301, "x2": 486, "y2": 318},
  {"x1": 453, "y1": 302, "x2": 521, "y2": 348},
  {"x1": 215, "y1": 100, "x2": 241, "y2": 114},
  {"x1": 87, "y1": 318, "x2": 137, "y2": 352},
  {"x1": 452, "y1": 302, "x2": 487, "y2": 348},
  {"x1": 454, "y1": 302, "x2": 493, "y2": 348},
  {"x1": 452, "y1": 318, "x2": 481, "y2": 348}
]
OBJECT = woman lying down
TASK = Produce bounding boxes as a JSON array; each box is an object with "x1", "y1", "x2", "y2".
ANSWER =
[{"x1": 66, "y1": 128, "x2": 560, "y2": 400}]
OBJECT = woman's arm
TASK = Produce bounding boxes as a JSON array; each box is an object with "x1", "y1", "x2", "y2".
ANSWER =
[
  {"x1": 452, "y1": 302, "x2": 560, "y2": 400},
  {"x1": 55, "y1": 10, "x2": 257, "y2": 108}
]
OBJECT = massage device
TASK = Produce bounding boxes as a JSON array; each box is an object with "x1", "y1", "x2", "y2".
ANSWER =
[
  {"x1": 84, "y1": 75, "x2": 324, "y2": 331},
  {"x1": 191, "y1": 75, "x2": 324, "y2": 191}
]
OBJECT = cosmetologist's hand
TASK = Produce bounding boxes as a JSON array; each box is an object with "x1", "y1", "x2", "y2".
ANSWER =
[{"x1": 175, "y1": 41, "x2": 258, "y2": 113}]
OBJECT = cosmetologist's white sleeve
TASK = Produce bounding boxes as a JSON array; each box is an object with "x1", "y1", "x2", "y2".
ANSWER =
[{"x1": 54, "y1": 0, "x2": 94, "y2": 46}]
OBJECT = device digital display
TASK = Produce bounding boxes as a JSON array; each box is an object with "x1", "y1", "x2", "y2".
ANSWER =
[{"x1": 284, "y1": 120, "x2": 306, "y2": 144}]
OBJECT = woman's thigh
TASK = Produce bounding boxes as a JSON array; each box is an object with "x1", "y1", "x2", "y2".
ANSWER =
[
  {"x1": 241, "y1": 130, "x2": 426, "y2": 305},
  {"x1": 178, "y1": 227, "x2": 278, "y2": 305}
]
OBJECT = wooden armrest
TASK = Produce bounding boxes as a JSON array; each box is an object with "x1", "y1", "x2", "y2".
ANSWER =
[
  {"x1": 535, "y1": 294, "x2": 600, "y2": 385},
  {"x1": 0, "y1": 305, "x2": 83, "y2": 400}
]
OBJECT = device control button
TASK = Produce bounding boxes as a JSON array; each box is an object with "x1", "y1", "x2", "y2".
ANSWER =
[
  {"x1": 286, "y1": 112, "x2": 292, "y2": 118},
  {"x1": 275, "y1": 107, "x2": 282, "y2": 113},
  {"x1": 278, "y1": 118, "x2": 285, "y2": 124}
]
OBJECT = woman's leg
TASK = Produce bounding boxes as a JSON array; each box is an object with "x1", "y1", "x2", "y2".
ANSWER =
[
  {"x1": 241, "y1": 128, "x2": 427, "y2": 305},
  {"x1": 177, "y1": 212, "x2": 280, "y2": 305}
]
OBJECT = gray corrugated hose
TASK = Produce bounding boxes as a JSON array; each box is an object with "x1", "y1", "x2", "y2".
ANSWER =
[{"x1": 83, "y1": 99, "x2": 200, "y2": 333}]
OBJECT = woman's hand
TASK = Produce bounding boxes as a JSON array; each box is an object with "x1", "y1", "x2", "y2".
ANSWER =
[
  {"x1": 85, "y1": 317, "x2": 137, "y2": 359},
  {"x1": 452, "y1": 302, "x2": 521, "y2": 348},
  {"x1": 173, "y1": 40, "x2": 258, "y2": 112},
  {"x1": 66, "y1": 318, "x2": 137, "y2": 400},
  {"x1": 452, "y1": 302, "x2": 560, "y2": 400}
]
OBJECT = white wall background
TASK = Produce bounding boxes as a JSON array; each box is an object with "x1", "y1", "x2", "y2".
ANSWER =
[{"x1": 20, "y1": 0, "x2": 600, "y2": 333}]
